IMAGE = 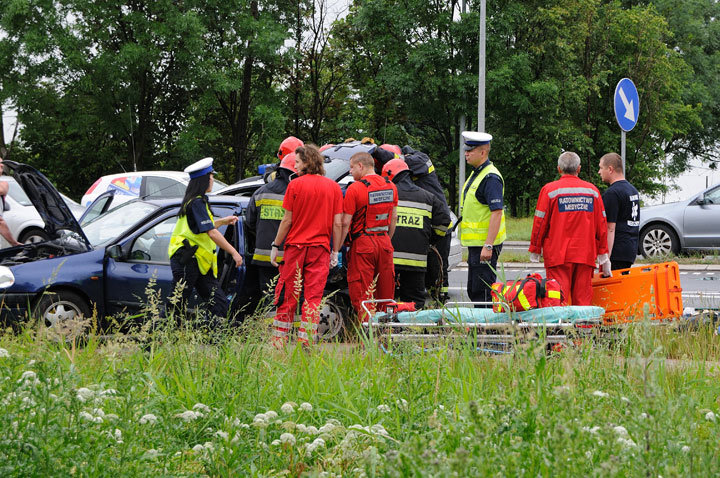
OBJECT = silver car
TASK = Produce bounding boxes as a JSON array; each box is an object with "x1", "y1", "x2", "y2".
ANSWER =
[{"x1": 639, "y1": 182, "x2": 720, "y2": 257}]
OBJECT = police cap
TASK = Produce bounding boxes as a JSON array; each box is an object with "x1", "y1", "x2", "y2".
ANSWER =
[
  {"x1": 184, "y1": 157, "x2": 215, "y2": 179},
  {"x1": 461, "y1": 131, "x2": 492, "y2": 151}
]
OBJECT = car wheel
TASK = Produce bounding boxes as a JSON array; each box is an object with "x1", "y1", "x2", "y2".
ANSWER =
[
  {"x1": 317, "y1": 299, "x2": 347, "y2": 341},
  {"x1": 640, "y1": 224, "x2": 679, "y2": 258},
  {"x1": 19, "y1": 227, "x2": 50, "y2": 244},
  {"x1": 33, "y1": 291, "x2": 92, "y2": 329}
]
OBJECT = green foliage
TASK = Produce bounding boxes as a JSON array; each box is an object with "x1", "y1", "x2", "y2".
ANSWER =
[{"x1": 1, "y1": 322, "x2": 719, "y2": 475}]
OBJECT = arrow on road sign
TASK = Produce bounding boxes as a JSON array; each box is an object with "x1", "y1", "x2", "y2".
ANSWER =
[{"x1": 618, "y1": 87, "x2": 635, "y2": 122}]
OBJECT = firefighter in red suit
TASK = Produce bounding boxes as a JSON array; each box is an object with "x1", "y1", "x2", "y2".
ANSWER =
[
  {"x1": 336, "y1": 152, "x2": 398, "y2": 322},
  {"x1": 529, "y1": 151, "x2": 611, "y2": 305},
  {"x1": 270, "y1": 145, "x2": 343, "y2": 348}
]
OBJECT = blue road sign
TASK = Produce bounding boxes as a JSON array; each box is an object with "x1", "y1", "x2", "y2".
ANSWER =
[{"x1": 614, "y1": 78, "x2": 639, "y2": 132}]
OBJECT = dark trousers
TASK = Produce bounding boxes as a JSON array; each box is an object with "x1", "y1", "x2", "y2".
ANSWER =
[
  {"x1": 396, "y1": 269, "x2": 427, "y2": 309},
  {"x1": 467, "y1": 244, "x2": 503, "y2": 308},
  {"x1": 426, "y1": 234, "x2": 451, "y2": 299},
  {"x1": 170, "y1": 254, "x2": 228, "y2": 319},
  {"x1": 611, "y1": 260, "x2": 634, "y2": 271}
]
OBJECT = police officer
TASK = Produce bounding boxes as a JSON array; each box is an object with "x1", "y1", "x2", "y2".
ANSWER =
[
  {"x1": 337, "y1": 152, "x2": 398, "y2": 322},
  {"x1": 245, "y1": 153, "x2": 297, "y2": 303},
  {"x1": 382, "y1": 159, "x2": 451, "y2": 309},
  {"x1": 460, "y1": 132, "x2": 506, "y2": 307},
  {"x1": 168, "y1": 157, "x2": 243, "y2": 320},
  {"x1": 373, "y1": 144, "x2": 453, "y2": 302}
]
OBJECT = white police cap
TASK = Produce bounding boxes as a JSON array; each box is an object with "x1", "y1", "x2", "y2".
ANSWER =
[
  {"x1": 184, "y1": 157, "x2": 215, "y2": 179},
  {"x1": 461, "y1": 131, "x2": 492, "y2": 151}
]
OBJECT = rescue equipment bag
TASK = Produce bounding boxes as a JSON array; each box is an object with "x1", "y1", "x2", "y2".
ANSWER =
[{"x1": 491, "y1": 273, "x2": 565, "y2": 312}]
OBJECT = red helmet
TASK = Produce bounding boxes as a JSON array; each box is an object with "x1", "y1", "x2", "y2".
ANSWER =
[
  {"x1": 319, "y1": 143, "x2": 334, "y2": 152},
  {"x1": 382, "y1": 158, "x2": 409, "y2": 181},
  {"x1": 279, "y1": 152, "x2": 297, "y2": 173},
  {"x1": 278, "y1": 136, "x2": 304, "y2": 160},
  {"x1": 380, "y1": 144, "x2": 402, "y2": 157}
]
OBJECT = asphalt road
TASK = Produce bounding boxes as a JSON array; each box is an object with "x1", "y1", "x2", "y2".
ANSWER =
[{"x1": 448, "y1": 263, "x2": 720, "y2": 310}]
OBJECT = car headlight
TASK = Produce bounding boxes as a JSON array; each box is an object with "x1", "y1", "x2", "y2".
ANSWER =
[{"x1": 0, "y1": 266, "x2": 15, "y2": 289}]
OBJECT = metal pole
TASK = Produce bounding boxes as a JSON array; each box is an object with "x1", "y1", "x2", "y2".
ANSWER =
[
  {"x1": 478, "y1": 0, "x2": 486, "y2": 131},
  {"x1": 459, "y1": 115, "x2": 466, "y2": 209},
  {"x1": 621, "y1": 130, "x2": 626, "y2": 174}
]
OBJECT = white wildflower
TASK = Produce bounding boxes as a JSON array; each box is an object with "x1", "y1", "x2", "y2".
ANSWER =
[
  {"x1": 582, "y1": 426, "x2": 601, "y2": 434},
  {"x1": 105, "y1": 414, "x2": 119, "y2": 421},
  {"x1": 239, "y1": 423, "x2": 250, "y2": 430},
  {"x1": 681, "y1": 445, "x2": 691, "y2": 453},
  {"x1": 306, "y1": 425, "x2": 318, "y2": 435},
  {"x1": 99, "y1": 389, "x2": 117, "y2": 397},
  {"x1": 305, "y1": 437, "x2": 326, "y2": 454},
  {"x1": 18, "y1": 371, "x2": 37, "y2": 383},
  {"x1": 76, "y1": 388, "x2": 94, "y2": 403},
  {"x1": 214, "y1": 430, "x2": 229, "y2": 440},
  {"x1": 265, "y1": 410, "x2": 278, "y2": 420},
  {"x1": 281, "y1": 402, "x2": 295, "y2": 414},
  {"x1": 299, "y1": 402, "x2": 313, "y2": 412},
  {"x1": 139, "y1": 414, "x2": 158, "y2": 425},
  {"x1": 585, "y1": 450, "x2": 592, "y2": 460},
  {"x1": 252, "y1": 414, "x2": 269, "y2": 428},
  {"x1": 613, "y1": 426, "x2": 630, "y2": 438},
  {"x1": 175, "y1": 410, "x2": 202, "y2": 422},
  {"x1": 617, "y1": 437, "x2": 637, "y2": 448},
  {"x1": 80, "y1": 411, "x2": 103, "y2": 423},
  {"x1": 143, "y1": 449, "x2": 160, "y2": 460},
  {"x1": 193, "y1": 403, "x2": 211, "y2": 414},
  {"x1": 92, "y1": 408, "x2": 105, "y2": 417},
  {"x1": 639, "y1": 413, "x2": 648, "y2": 420},
  {"x1": 113, "y1": 429, "x2": 123, "y2": 443},
  {"x1": 279, "y1": 433, "x2": 296, "y2": 446},
  {"x1": 621, "y1": 396, "x2": 631, "y2": 403},
  {"x1": 319, "y1": 423, "x2": 336, "y2": 434},
  {"x1": 49, "y1": 394, "x2": 58, "y2": 401},
  {"x1": 370, "y1": 424, "x2": 390, "y2": 438},
  {"x1": 592, "y1": 390, "x2": 609, "y2": 398},
  {"x1": 28, "y1": 360, "x2": 36, "y2": 366},
  {"x1": 0, "y1": 348, "x2": 9, "y2": 358},
  {"x1": 705, "y1": 411, "x2": 716, "y2": 422},
  {"x1": 192, "y1": 444, "x2": 205, "y2": 453},
  {"x1": 376, "y1": 404, "x2": 391, "y2": 413},
  {"x1": 271, "y1": 439, "x2": 281, "y2": 446},
  {"x1": 396, "y1": 398, "x2": 408, "y2": 410}
]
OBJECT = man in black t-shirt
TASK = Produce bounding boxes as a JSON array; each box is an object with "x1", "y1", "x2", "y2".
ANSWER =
[{"x1": 598, "y1": 152, "x2": 640, "y2": 270}]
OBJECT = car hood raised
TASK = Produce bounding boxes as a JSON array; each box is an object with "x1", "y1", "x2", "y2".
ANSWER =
[{"x1": 4, "y1": 161, "x2": 91, "y2": 247}]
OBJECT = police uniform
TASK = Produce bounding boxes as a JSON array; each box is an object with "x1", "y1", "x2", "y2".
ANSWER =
[
  {"x1": 389, "y1": 169, "x2": 451, "y2": 309},
  {"x1": 167, "y1": 158, "x2": 229, "y2": 319},
  {"x1": 460, "y1": 132, "x2": 507, "y2": 307}
]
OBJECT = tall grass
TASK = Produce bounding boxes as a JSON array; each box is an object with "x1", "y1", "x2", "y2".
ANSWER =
[
  {"x1": 1, "y1": 312, "x2": 719, "y2": 476},
  {"x1": 505, "y1": 216, "x2": 533, "y2": 241}
]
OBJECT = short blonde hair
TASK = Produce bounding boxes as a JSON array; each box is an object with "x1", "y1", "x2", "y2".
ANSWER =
[{"x1": 349, "y1": 152, "x2": 374, "y2": 169}]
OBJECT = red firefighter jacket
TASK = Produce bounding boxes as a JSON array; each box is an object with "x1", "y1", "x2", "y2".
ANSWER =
[{"x1": 529, "y1": 175, "x2": 608, "y2": 268}]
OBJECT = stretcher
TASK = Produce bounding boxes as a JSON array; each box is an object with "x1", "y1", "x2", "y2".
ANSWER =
[
  {"x1": 361, "y1": 299, "x2": 604, "y2": 347},
  {"x1": 361, "y1": 261, "x2": 686, "y2": 348}
]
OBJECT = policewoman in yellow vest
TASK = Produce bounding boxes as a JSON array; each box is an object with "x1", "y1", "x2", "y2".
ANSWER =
[
  {"x1": 168, "y1": 157, "x2": 243, "y2": 319},
  {"x1": 459, "y1": 132, "x2": 507, "y2": 308}
]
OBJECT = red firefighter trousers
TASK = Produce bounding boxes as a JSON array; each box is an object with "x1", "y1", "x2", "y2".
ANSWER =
[
  {"x1": 348, "y1": 234, "x2": 395, "y2": 322},
  {"x1": 546, "y1": 262, "x2": 594, "y2": 306},
  {"x1": 274, "y1": 244, "x2": 330, "y2": 345}
]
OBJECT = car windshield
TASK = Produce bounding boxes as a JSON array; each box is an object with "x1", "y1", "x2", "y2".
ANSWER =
[
  {"x1": 82, "y1": 200, "x2": 159, "y2": 247},
  {"x1": 5, "y1": 177, "x2": 33, "y2": 206}
]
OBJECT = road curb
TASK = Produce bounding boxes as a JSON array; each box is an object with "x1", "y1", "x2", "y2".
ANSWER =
[{"x1": 455, "y1": 261, "x2": 720, "y2": 272}]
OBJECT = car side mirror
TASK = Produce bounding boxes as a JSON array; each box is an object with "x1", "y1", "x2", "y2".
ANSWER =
[
  {"x1": 696, "y1": 193, "x2": 706, "y2": 206},
  {"x1": 106, "y1": 244, "x2": 124, "y2": 260}
]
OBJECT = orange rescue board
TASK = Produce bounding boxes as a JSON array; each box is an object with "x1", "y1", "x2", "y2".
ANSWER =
[{"x1": 591, "y1": 261, "x2": 683, "y2": 324}]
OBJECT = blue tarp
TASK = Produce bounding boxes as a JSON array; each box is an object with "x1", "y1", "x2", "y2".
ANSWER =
[{"x1": 372, "y1": 306, "x2": 605, "y2": 325}]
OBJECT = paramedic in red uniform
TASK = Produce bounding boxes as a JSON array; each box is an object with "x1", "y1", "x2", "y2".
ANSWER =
[
  {"x1": 529, "y1": 151, "x2": 611, "y2": 305},
  {"x1": 270, "y1": 145, "x2": 343, "y2": 347},
  {"x1": 336, "y1": 152, "x2": 398, "y2": 322}
]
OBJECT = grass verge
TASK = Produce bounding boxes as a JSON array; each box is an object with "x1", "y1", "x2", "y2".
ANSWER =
[{"x1": 1, "y1": 317, "x2": 719, "y2": 476}]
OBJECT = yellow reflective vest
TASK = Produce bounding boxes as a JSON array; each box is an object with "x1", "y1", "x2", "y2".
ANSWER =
[
  {"x1": 460, "y1": 163, "x2": 507, "y2": 247},
  {"x1": 168, "y1": 198, "x2": 218, "y2": 277}
]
